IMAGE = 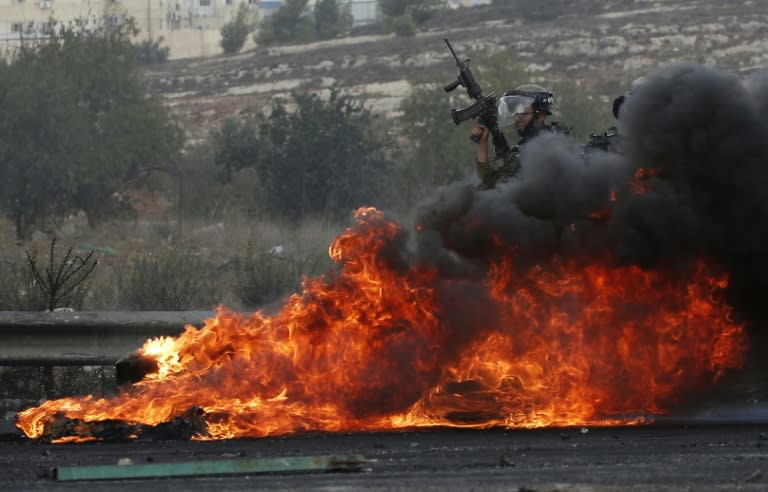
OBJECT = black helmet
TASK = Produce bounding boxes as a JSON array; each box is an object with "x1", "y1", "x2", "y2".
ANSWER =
[
  {"x1": 502, "y1": 84, "x2": 554, "y2": 115},
  {"x1": 613, "y1": 77, "x2": 645, "y2": 118},
  {"x1": 612, "y1": 95, "x2": 625, "y2": 118}
]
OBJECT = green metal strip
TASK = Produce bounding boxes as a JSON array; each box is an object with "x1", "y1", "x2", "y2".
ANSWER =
[{"x1": 55, "y1": 454, "x2": 368, "y2": 481}]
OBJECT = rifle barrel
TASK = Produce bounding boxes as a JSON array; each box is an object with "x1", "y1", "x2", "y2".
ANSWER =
[{"x1": 444, "y1": 38, "x2": 460, "y2": 63}]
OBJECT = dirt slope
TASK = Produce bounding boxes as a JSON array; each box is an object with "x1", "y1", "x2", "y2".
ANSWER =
[{"x1": 141, "y1": 0, "x2": 768, "y2": 140}]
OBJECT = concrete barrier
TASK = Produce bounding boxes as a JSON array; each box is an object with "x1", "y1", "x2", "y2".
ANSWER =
[{"x1": 0, "y1": 311, "x2": 214, "y2": 366}]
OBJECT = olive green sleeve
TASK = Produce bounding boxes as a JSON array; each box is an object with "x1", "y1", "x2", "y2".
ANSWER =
[
  {"x1": 476, "y1": 159, "x2": 499, "y2": 189},
  {"x1": 477, "y1": 150, "x2": 522, "y2": 189},
  {"x1": 476, "y1": 158, "x2": 491, "y2": 180}
]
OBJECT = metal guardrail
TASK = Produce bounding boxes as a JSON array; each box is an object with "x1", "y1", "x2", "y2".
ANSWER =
[{"x1": 0, "y1": 311, "x2": 215, "y2": 366}]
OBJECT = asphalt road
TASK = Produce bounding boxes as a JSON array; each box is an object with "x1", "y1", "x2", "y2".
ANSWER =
[{"x1": 1, "y1": 421, "x2": 767, "y2": 491}]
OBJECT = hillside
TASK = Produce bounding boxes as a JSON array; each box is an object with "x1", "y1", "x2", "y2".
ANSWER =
[{"x1": 140, "y1": 0, "x2": 768, "y2": 142}]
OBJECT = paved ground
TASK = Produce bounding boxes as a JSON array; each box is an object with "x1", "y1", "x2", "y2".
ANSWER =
[
  {"x1": 1, "y1": 420, "x2": 767, "y2": 491},
  {"x1": 2, "y1": 357, "x2": 766, "y2": 490}
]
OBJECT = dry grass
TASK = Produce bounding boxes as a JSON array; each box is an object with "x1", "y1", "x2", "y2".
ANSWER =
[
  {"x1": 0, "y1": 211, "x2": 349, "y2": 312},
  {"x1": 0, "y1": 212, "x2": 352, "y2": 399}
]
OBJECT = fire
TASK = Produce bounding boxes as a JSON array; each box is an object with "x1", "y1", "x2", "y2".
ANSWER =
[{"x1": 16, "y1": 207, "x2": 748, "y2": 441}]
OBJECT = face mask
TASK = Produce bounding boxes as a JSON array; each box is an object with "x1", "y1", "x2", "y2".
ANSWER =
[{"x1": 497, "y1": 95, "x2": 535, "y2": 127}]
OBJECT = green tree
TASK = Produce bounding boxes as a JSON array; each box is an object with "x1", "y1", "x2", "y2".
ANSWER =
[
  {"x1": 213, "y1": 117, "x2": 261, "y2": 182},
  {"x1": 213, "y1": 91, "x2": 393, "y2": 220},
  {"x1": 389, "y1": 13, "x2": 417, "y2": 37},
  {"x1": 256, "y1": 0, "x2": 350, "y2": 45},
  {"x1": 220, "y1": 3, "x2": 254, "y2": 54},
  {"x1": 380, "y1": 0, "x2": 445, "y2": 24},
  {"x1": 256, "y1": 0, "x2": 313, "y2": 45},
  {"x1": 379, "y1": 0, "x2": 409, "y2": 17},
  {"x1": 134, "y1": 36, "x2": 170, "y2": 64},
  {"x1": 393, "y1": 82, "x2": 473, "y2": 206},
  {"x1": 314, "y1": 0, "x2": 352, "y2": 40},
  {"x1": 176, "y1": 139, "x2": 266, "y2": 222},
  {"x1": 0, "y1": 19, "x2": 184, "y2": 239}
]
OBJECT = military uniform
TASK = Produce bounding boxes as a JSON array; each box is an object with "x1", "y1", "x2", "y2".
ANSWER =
[
  {"x1": 476, "y1": 148, "x2": 521, "y2": 189},
  {"x1": 476, "y1": 121, "x2": 570, "y2": 189},
  {"x1": 582, "y1": 92, "x2": 629, "y2": 155}
]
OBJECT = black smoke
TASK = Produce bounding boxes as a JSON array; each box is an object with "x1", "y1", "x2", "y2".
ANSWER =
[{"x1": 411, "y1": 63, "x2": 768, "y2": 338}]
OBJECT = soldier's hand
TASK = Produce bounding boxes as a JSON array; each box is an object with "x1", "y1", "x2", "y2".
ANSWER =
[{"x1": 471, "y1": 124, "x2": 489, "y2": 145}]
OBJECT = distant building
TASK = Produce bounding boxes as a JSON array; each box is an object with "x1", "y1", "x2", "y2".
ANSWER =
[
  {"x1": 347, "y1": 0, "x2": 377, "y2": 26},
  {"x1": 0, "y1": 0, "x2": 414, "y2": 58},
  {"x1": 262, "y1": 1, "x2": 379, "y2": 26},
  {"x1": 0, "y1": 0, "x2": 257, "y2": 41}
]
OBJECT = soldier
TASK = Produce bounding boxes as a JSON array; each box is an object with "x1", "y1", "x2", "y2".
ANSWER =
[
  {"x1": 584, "y1": 94, "x2": 626, "y2": 155},
  {"x1": 471, "y1": 85, "x2": 560, "y2": 189},
  {"x1": 584, "y1": 77, "x2": 647, "y2": 155}
]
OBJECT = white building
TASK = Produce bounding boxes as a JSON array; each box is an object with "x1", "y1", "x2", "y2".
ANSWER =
[
  {"x1": 262, "y1": 0, "x2": 379, "y2": 26},
  {"x1": 0, "y1": 0, "x2": 257, "y2": 57},
  {"x1": 346, "y1": 0, "x2": 377, "y2": 26},
  {"x1": 0, "y1": 0, "x2": 448, "y2": 58},
  {"x1": 0, "y1": 0, "x2": 261, "y2": 39}
]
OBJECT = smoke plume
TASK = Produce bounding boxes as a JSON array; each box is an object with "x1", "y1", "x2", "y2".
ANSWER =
[{"x1": 412, "y1": 63, "x2": 768, "y2": 330}]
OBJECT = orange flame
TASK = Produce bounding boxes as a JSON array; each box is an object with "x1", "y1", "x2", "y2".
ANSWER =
[
  {"x1": 16, "y1": 207, "x2": 748, "y2": 441},
  {"x1": 588, "y1": 166, "x2": 660, "y2": 220}
]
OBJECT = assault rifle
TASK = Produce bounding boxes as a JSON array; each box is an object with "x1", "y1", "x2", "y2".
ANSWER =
[
  {"x1": 585, "y1": 127, "x2": 622, "y2": 154},
  {"x1": 443, "y1": 38, "x2": 511, "y2": 159}
]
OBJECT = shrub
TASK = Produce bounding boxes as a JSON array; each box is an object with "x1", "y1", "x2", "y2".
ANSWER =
[
  {"x1": 114, "y1": 248, "x2": 223, "y2": 310},
  {"x1": 220, "y1": 4, "x2": 253, "y2": 54},
  {"x1": 493, "y1": 0, "x2": 566, "y2": 21},
  {"x1": 233, "y1": 239, "x2": 328, "y2": 308},
  {"x1": 314, "y1": 0, "x2": 353, "y2": 40},
  {"x1": 0, "y1": 257, "x2": 54, "y2": 311},
  {"x1": 0, "y1": 259, "x2": 20, "y2": 310},
  {"x1": 134, "y1": 37, "x2": 170, "y2": 64},
  {"x1": 255, "y1": 0, "x2": 312, "y2": 46},
  {"x1": 171, "y1": 142, "x2": 267, "y2": 223},
  {"x1": 389, "y1": 13, "x2": 417, "y2": 37},
  {"x1": 22, "y1": 238, "x2": 97, "y2": 311}
]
